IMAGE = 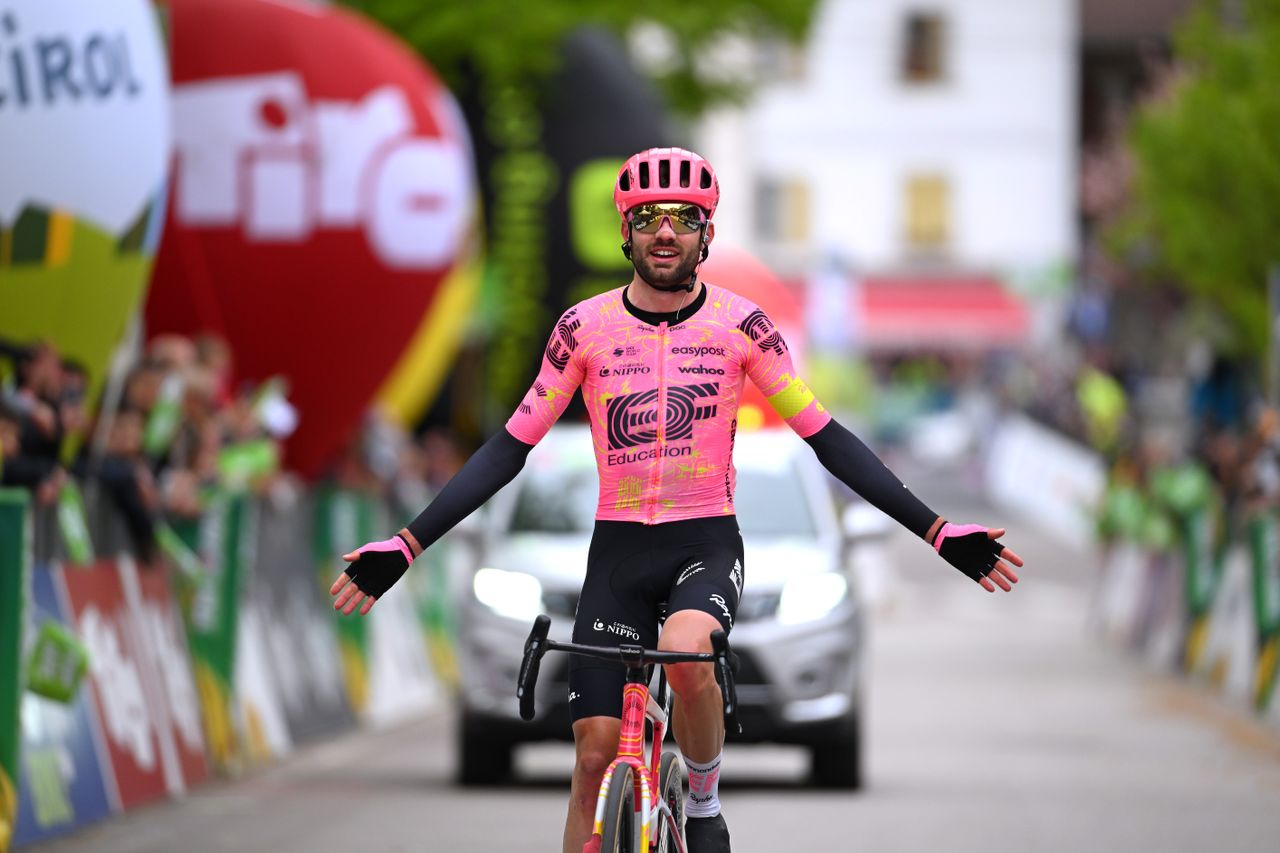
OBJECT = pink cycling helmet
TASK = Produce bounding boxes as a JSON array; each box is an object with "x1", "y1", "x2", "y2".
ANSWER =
[{"x1": 614, "y1": 147, "x2": 720, "y2": 219}]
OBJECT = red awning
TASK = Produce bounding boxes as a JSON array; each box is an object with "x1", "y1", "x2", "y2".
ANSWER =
[{"x1": 852, "y1": 276, "x2": 1030, "y2": 349}]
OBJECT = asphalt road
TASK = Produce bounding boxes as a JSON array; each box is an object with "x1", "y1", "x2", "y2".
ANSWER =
[{"x1": 26, "y1": 469, "x2": 1280, "y2": 852}]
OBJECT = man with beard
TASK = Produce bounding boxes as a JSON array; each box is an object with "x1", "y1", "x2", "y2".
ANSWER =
[{"x1": 330, "y1": 148, "x2": 1025, "y2": 853}]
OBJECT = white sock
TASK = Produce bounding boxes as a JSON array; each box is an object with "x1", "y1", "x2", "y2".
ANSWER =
[{"x1": 684, "y1": 752, "x2": 722, "y2": 818}]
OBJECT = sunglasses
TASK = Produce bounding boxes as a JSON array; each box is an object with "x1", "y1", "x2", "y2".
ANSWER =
[{"x1": 628, "y1": 203, "x2": 707, "y2": 235}]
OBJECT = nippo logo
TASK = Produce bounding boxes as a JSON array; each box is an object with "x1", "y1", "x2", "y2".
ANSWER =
[{"x1": 172, "y1": 74, "x2": 469, "y2": 269}]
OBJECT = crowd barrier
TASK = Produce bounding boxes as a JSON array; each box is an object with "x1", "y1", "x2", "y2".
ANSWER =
[
  {"x1": 984, "y1": 413, "x2": 1280, "y2": 728},
  {"x1": 0, "y1": 486, "x2": 464, "y2": 851}
]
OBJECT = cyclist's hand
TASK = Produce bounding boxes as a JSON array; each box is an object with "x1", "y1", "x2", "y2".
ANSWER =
[
  {"x1": 329, "y1": 534, "x2": 414, "y2": 615},
  {"x1": 931, "y1": 522, "x2": 1023, "y2": 593}
]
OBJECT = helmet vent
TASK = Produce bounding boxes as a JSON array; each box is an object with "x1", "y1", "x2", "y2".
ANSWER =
[
  {"x1": 658, "y1": 159, "x2": 670, "y2": 188},
  {"x1": 619, "y1": 170, "x2": 631, "y2": 191},
  {"x1": 679, "y1": 161, "x2": 691, "y2": 188},
  {"x1": 699, "y1": 168, "x2": 712, "y2": 190},
  {"x1": 638, "y1": 161, "x2": 650, "y2": 189}
]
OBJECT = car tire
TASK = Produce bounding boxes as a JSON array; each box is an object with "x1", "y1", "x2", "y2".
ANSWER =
[
  {"x1": 809, "y1": 713, "x2": 862, "y2": 790},
  {"x1": 456, "y1": 713, "x2": 512, "y2": 786}
]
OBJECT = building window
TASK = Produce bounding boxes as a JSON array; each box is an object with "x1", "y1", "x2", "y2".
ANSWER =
[
  {"x1": 902, "y1": 12, "x2": 946, "y2": 84},
  {"x1": 904, "y1": 174, "x2": 950, "y2": 250},
  {"x1": 755, "y1": 177, "x2": 811, "y2": 244}
]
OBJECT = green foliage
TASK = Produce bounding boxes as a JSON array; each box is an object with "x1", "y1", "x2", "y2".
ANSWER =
[
  {"x1": 1121, "y1": 0, "x2": 1280, "y2": 355},
  {"x1": 340, "y1": 0, "x2": 817, "y2": 114}
]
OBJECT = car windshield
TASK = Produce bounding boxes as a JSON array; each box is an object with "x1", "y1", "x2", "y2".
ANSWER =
[
  {"x1": 510, "y1": 466, "x2": 598, "y2": 533},
  {"x1": 509, "y1": 460, "x2": 817, "y2": 537},
  {"x1": 734, "y1": 468, "x2": 816, "y2": 537}
]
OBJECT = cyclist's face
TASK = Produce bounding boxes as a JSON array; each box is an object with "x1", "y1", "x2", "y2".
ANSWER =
[{"x1": 624, "y1": 202, "x2": 712, "y2": 290}]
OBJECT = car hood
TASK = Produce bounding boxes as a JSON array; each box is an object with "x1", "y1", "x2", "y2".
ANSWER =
[{"x1": 483, "y1": 532, "x2": 842, "y2": 593}]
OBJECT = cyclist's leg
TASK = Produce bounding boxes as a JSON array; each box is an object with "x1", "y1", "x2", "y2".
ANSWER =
[
  {"x1": 566, "y1": 715, "x2": 620, "y2": 853},
  {"x1": 659, "y1": 609, "x2": 724, "y2": 761},
  {"x1": 564, "y1": 522, "x2": 665, "y2": 853},
  {"x1": 658, "y1": 516, "x2": 741, "y2": 849},
  {"x1": 660, "y1": 515, "x2": 742, "y2": 760}
]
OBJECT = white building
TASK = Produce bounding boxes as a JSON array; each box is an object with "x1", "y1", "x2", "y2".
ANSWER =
[{"x1": 699, "y1": 0, "x2": 1077, "y2": 346}]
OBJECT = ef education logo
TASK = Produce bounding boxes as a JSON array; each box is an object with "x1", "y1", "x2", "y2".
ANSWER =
[
  {"x1": 605, "y1": 382, "x2": 718, "y2": 450},
  {"x1": 546, "y1": 313, "x2": 581, "y2": 372},
  {"x1": 738, "y1": 309, "x2": 786, "y2": 355}
]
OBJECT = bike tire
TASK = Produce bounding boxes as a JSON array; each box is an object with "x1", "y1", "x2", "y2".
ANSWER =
[
  {"x1": 656, "y1": 751, "x2": 686, "y2": 853},
  {"x1": 599, "y1": 763, "x2": 637, "y2": 852}
]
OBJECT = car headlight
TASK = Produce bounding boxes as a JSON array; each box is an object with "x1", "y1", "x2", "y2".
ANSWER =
[
  {"x1": 777, "y1": 572, "x2": 848, "y2": 625},
  {"x1": 472, "y1": 568, "x2": 543, "y2": 621}
]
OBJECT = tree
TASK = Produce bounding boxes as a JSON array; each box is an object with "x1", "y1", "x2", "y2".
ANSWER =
[
  {"x1": 1120, "y1": 0, "x2": 1280, "y2": 356},
  {"x1": 338, "y1": 1, "x2": 819, "y2": 427},
  {"x1": 340, "y1": 0, "x2": 818, "y2": 116}
]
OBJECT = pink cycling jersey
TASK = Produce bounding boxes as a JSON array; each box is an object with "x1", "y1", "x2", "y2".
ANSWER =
[{"x1": 506, "y1": 283, "x2": 831, "y2": 524}]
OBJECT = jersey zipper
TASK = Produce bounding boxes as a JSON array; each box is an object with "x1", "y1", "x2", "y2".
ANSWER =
[{"x1": 649, "y1": 322, "x2": 669, "y2": 524}]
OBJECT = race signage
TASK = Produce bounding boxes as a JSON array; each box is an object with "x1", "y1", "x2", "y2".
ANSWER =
[{"x1": 145, "y1": 0, "x2": 478, "y2": 476}]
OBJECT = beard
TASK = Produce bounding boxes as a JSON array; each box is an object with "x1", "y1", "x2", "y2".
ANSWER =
[{"x1": 632, "y1": 242, "x2": 702, "y2": 291}]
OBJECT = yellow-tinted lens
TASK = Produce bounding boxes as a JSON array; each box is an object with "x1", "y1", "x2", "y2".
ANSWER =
[{"x1": 629, "y1": 203, "x2": 705, "y2": 234}]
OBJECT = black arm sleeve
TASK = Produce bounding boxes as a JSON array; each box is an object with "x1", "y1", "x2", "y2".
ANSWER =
[
  {"x1": 803, "y1": 419, "x2": 939, "y2": 540},
  {"x1": 405, "y1": 428, "x2": 535, "y2": 551}
]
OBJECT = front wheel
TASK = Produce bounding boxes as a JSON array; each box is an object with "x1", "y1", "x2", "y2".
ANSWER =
[
  {"x1": 656, "y1": 752, "x2": 687, "y2": 852},
  {"x1": 599, "y1": 763, "x2": 637, "y2": 852}
]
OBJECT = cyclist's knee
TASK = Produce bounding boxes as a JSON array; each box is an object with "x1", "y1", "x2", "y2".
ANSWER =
[
  {"x1": 572, "y1": 718, "x2": 620, "y2": 782},
  {"x1": 659, "y1": 610, "x2": 720, "y2": 698},
  {"x1": 659, "y1": 610, "x2": 719, "y2": 654},
  {"x1": 665, "y1": 660, "x2": 715, "y2": 699}
]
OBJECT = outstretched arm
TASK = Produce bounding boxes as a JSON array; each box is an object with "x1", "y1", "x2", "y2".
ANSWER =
[
  {"x1": 735, "y1": 302, "x2": 1024, "y2": 592},
  {"x1": 803, "y1": 419, "x2": 938, "y2": 537},
  {"x1": 803, "y1": 419, "x2": 1023, "y2": 592},
  {"x1": 331, "y1": 308, "x2": 587, "y2": 615},
  {"x1": 330, "y1": 429, "x2": 535, "y2": 615}
]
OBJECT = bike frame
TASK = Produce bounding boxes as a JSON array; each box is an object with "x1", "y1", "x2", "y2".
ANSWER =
[
  {"x1": 517, "y1": 615, "x2": 738, "y2": 853},
  {"x1": 588, "y1": 663, "x2": 682, "y2": 853}
]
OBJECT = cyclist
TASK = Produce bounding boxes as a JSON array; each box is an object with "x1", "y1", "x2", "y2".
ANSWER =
[{"x1": 330, "y1": 147, "x2": 1025, "y2": 853}]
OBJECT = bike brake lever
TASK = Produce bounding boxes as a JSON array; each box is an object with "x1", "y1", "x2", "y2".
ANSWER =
[
  {"x1": 517, "y1": 615, "x2": 551, "y2": 721},
  {"x1": 709, "y1": 630, "x2": 741, "y2": 734}
]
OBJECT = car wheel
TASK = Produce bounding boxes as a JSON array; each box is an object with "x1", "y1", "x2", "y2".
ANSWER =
[
  {"x1": 809, "y1": 713, "x2": 862, "y2": 790},
  {"x1": 456, "y1": 712, "x2": 513, "y2": 786}
]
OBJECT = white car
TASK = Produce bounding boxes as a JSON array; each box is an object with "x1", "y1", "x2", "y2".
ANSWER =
[{"x1": 455, "y1": 424, "x2": 878, "y2": 788}]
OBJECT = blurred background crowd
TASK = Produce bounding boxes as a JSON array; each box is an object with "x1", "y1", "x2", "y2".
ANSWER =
[{"x1": 2, "y1": 0, "x2": 1272, "y2": 564}]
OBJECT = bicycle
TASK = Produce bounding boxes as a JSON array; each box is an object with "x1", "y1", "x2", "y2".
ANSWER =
[{"x1": 517, "y1": 614, "x2": 739, "y2": 853}]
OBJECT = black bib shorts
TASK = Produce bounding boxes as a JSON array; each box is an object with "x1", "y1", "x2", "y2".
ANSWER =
[{"x1": 568, "y1": 514, "x2": 744, "y2": 721}]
